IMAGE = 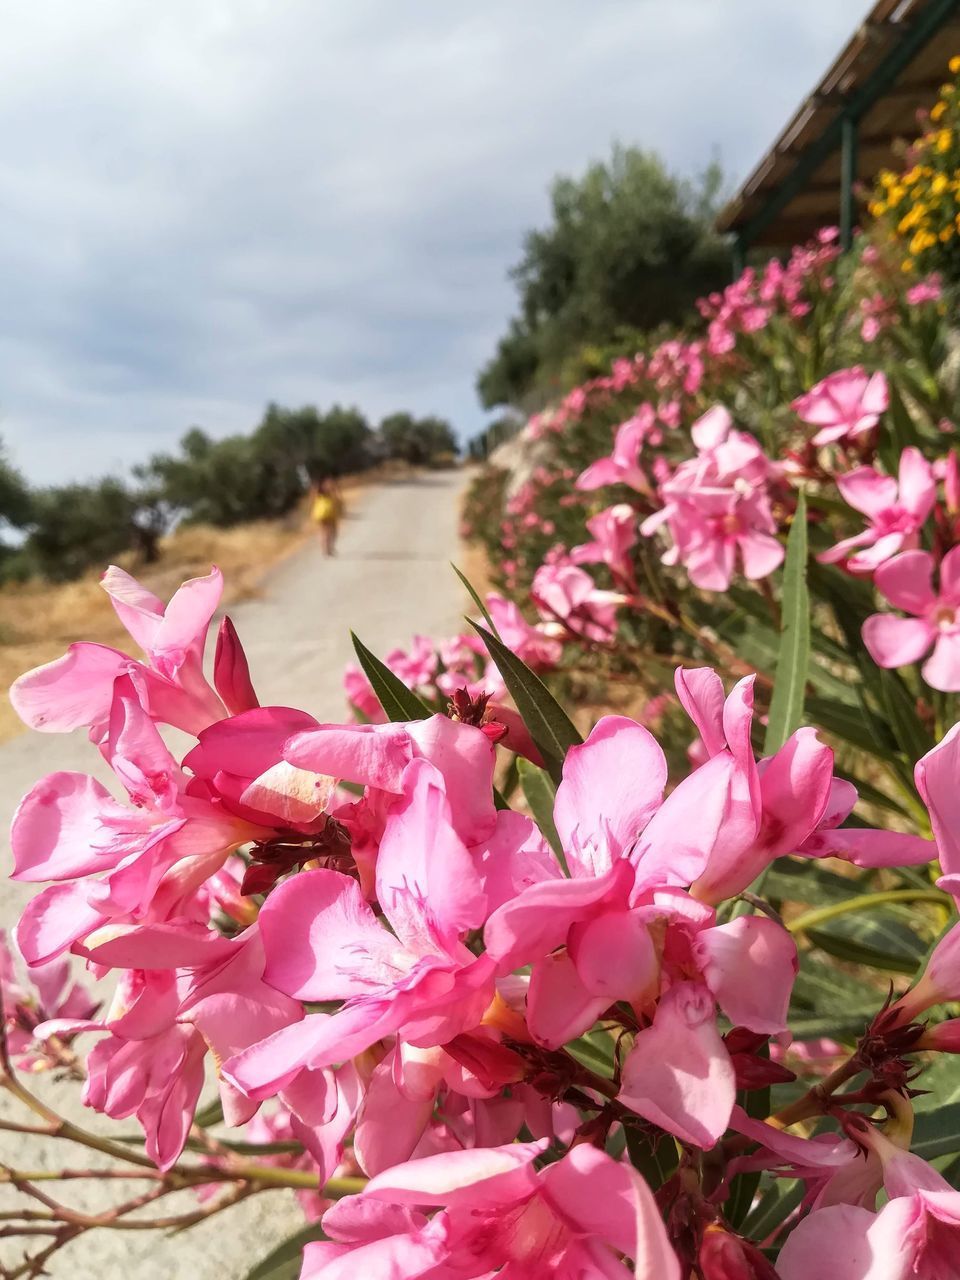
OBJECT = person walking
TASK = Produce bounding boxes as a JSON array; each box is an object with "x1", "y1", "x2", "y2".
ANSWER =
[{"x1": 308, "y1": 476, "x2": 343, "y2": 556}]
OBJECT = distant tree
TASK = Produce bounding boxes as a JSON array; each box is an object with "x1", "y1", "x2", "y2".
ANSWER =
[
  {"x1": 305, "y1": 405, "x2": 374, "y2": 478},
  {"x1": 378, "y1": 413, "x2": 458, "y2": 465},
  {"x1": 477, "y1": 145, "x2": 728, "y2": 409},
  {"x1": 144, "y1": 405, "x2": 376, "y2": 528},
  {"x1": 0, "y1": 439, "x2": 32, "y2": 529},
  {"x1": 19, "y1": 478, "x2": 139, "y2": 581}
]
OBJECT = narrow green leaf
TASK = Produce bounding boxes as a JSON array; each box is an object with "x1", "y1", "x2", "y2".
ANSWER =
[
  {"x1": 451, "y1": 563, "x2": 500, "y2": 636},
  {"x1": 764, "y1": 491, "x2": 810, "y2": 754},
  {"x1": 351, "y1": 632, "x2": 431, "y2": 722},
  {"x1": 741, "y1": 1178, "x2": 805, "y2": 1241},
  {"x1": 469, "y1": 621, "x2": 582, "y2": 784},
  {"x1": 517, "y1": 757, "x2": 566, "y2": 869},
  {"x1": 192, "y1": 1097, "x2": 224, "y2": 1128},
  {"x1": 244, "y1": 1223, "x2": 327, "y2": 1280},
  {"x1": 623, "y1": 1123, "x2": 679, "y2": 1192},
  {"x1": 727, "y1": 1074, "x2": 770, "y2": 1228},
  {"x1": 791, "y1": 956, "x2": 880, "y2": 1012},
  {"x1": 805, "y1": 696, "x2": 900, "y2": 762},
  {"x1": 565, "y1": 1026, "x2": 617, "y2": 1078},
  {"x1": 786, "y1": 1008, "x2": 876, "y2": 1039},
  {"x1": 912, "y1": 1102, "x2": 960, "y2": 1162},
  {"x1": 876, "y1": 667, "x2": 934, "y2": 766}
]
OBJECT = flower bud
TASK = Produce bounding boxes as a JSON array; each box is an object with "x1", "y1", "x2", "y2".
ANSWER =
[
  {"x1": 698, "y1": 1226, "x2": 780, "y2": 1279},
  {"x1": 213, "y1": 616, "x2": 259, "y2": 715},
  {"x1": 917, "y1": 1017, "x2": 960, "y2": 1053},
  {"x1": 891, "y1": 920, "x2": 960, "y2": 1022}
]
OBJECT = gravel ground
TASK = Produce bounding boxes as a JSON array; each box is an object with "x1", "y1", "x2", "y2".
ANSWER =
[{"x1": 0, "y1": 469, "x2": 468, "y2": 1279}]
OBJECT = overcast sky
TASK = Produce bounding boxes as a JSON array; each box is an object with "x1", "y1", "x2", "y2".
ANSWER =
[{"x1": 1, "y1": 0, "x2": 867, "y2": 484}]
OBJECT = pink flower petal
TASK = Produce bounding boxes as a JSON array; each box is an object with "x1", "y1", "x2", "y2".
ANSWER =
[
  {"x1": 862, "y1": 614, "x2": 933, "y2": 669},
  {"x1": 694, "y1": 916, "x2": 797, "y2": 1033},
  {"x1": 553, "y1": 716, "x2": 667, "y2": 873},
  {"x1": 618, "y1": 982, "x2": 735, "y2": 1148}
]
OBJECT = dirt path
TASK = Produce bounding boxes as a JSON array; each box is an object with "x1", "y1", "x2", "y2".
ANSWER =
[{"x1": 0, "y1": 469, "x2": 469, "y2": 1278}]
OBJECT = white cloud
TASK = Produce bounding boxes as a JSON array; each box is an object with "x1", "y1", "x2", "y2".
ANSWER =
[{"x1": 0, "y1": 0, "x2": 867, "y2": 482}]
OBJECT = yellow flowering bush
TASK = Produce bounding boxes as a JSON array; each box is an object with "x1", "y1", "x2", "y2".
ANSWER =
[{"x1": 870, "y1": 55, "x2": 960, "y2": 278}]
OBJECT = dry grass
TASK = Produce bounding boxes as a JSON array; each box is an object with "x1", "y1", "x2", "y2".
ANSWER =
[{"x1": 0, "y1": 509, "x2": 318, "y2": 744}]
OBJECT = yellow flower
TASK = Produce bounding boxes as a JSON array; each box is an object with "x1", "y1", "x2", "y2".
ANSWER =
[
  {"x1": 936, "y1": 128, "x2": 953, "y2": 153},
  {"x1": 902, "y1": 257, "x2": 915, "y2": 272},
  {"x1": 932, "y1": 100, "x2": 948, "y2": 122},
  {"x1": 888, "y1": 184, "x2": 907, "y2": 205},
  {"x1": 870, "y1": 200, "x2": 887, "y2": 217},
  {"x1": 940, "y1": 225, "x2": 954, "y2": 242},
  {"x1": 950, "y1": 54, "x2": 960, "y2": 73},
  {"x1": 932, "y1": 173, "x2": 950, "y2": 195}
]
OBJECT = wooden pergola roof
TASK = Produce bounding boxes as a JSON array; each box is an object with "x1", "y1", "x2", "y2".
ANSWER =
[{"x1": 717, "y1": 0, "x2": 960, "y2": 251}]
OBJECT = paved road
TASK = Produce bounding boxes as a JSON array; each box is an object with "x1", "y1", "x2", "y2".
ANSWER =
[{"x1": 0, "y1": 470, "x2": 468, "y2": 1278}]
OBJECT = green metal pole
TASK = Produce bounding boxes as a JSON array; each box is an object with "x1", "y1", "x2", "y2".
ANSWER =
[
  {"x1": 731, "y1": 235, "x2": 746, "y2": 279},
  {"x1": 840, "y1": 113, "x2": 858, "y2": 251}
]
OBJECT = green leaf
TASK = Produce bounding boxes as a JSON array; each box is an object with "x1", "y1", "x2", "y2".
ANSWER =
[
  {"x1": 517, "y1": 757, "x2": 566, "y2": 868},
  {"x1": 763, "y1": 859, "x2": 865, "y2": 908},
  {"x1": 912, "y1": 1102, "x2": 960, "y2": 1161},
  {"x1": 786, "y1": 1008, "x2": 876, "y2": 1040},
  {"x1": 469, "y1": 621, "x2": 582, "y2": 784},
  {"x1": 350, "y1": 632, "x2": 431, "y2": 722},
  {"x1": 765, "y1": 490, "x2": 810, "y2": 754},
  {"x1": 741, "y1": 1178, "x2": 805, "y2": 1241},
  {"x1": 243, "y1": 1223, "x2": 327, "y2": 1280},
  {"x1": 875, "y1": 668, "x2": 934, "y2": 767},
  {"x1": 807, "y1": 907, "x2": 928, "y2": 975},
  {"x1": 192, "y1": 1097, "x2": 224, "y2": 1128},
  {"x1": 623, "y1": 1122, "x2": 679, "y2": 1192},
  {"x1": 805, "y1": 696, "x2": 900, "y2": 762},
  {"x1": 791, "y1": 956, "x2": 880, "y2": 1012},
  {"x1": 451, "y1": 563, "x2": 499, "y2": 636},
  {"x1": 565, "y1": 1025, "x2": 616, "y2": 1078},
  {"x1": 726, "y1": 1075, "x2": 770, "y2": 1229}
]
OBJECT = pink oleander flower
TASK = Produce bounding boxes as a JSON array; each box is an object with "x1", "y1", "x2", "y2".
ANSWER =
[
  {"x1": 641, "y1": 407, "x2": 784, "y2": 592},
  {"x1": 482, "y1": 699, "x2": 801, "y2": 1148},
  {"x1": 383, "y1": 635, "x2": 438, "y2": 695},
  {"x1": 343, "y1": 662, "x2": 386, "y2": 722},
  {"x1": 792, "y1": 367, "x2": 889, "y2": 446},
  {"x1": 860, "y1": 292, "x2": 895, "y2": 342},
  {"x1": 863, "y1": 548, "x2": 960, "y2": 690},
  {"x1": 777, "y1": 1122, "x2": 960, "y2": 1280},
  {"x1": 889, "y1": 917, "x2": 960, "y2": 1023},
  {"x1": 10, "y1": 677, "x2": 269, "y2": 966},
  {"x1": 531, "y1": 562, "x2": 626, "y2": 643},
  {"x1": 907, "y1": 275, "x2": 942, "y2": 305},
  {"x1": 818, "y1": 447, "x2": 936, "y2": 572},
  {"x1": 303, "y1": 1141, "x2": 680, "y2": 1279},
  {"x1": 10, "y1": 566, "x2": 238, "y2": 740},
  {"x1": 223, "y1": 757, "x2": 496, "y2": 1100},
  {"x1": 485, "y1": 594, "x2": 563, "y2": 670},
  {"x1": 576, "y1": 405, "x2": 657, "y2": 493},
  {"x1": 570, "y1": 502, "x2": 638, "y2": 588},
  {"x1": 0, "y1": 930, "x2": 98, "y2": 1070},
  {"x1": 916, "y1": 721, "x2": 960, "y2": 895},
  {"x1": 39, "y1": 927, "x2": 302, "y2": 1169}
]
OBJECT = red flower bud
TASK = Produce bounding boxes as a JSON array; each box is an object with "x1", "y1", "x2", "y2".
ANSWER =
[
  {"x1": 214, "y1": 616, "x2": 260, "y2": 715},
  {"x1": 698, "y1": 1227, "x2": 780, "y2": 1279}
]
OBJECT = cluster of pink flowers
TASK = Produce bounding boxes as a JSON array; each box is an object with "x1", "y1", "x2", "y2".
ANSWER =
[
  {"x1": 696, "y1": 227, "x2": 841, "y2": 355},
  {"x1": 639, "y1": 405, "x2": 786, "y2": 592},
  {"x1": 9, "y1": 563, "x2": 960, "y2": 1277}
]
